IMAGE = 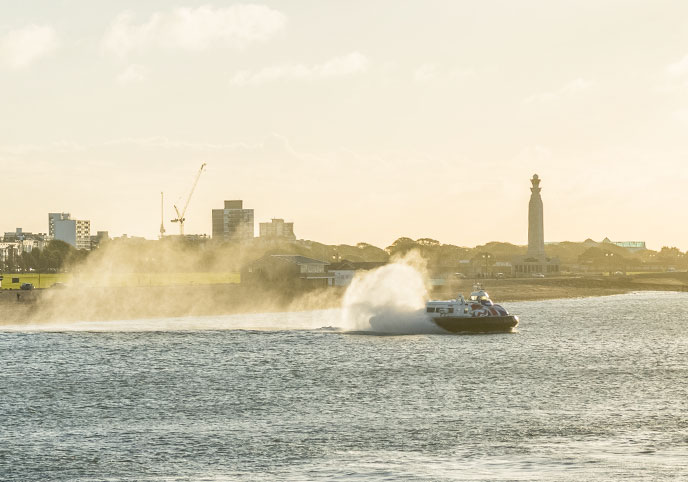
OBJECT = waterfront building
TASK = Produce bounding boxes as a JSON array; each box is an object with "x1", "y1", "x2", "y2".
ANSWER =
[
  {"x1": 48, "y1": 213, "x2": 91, "y2": 250},
  {"x1": 259, "y1": 218, "x2": 296, "y2": 240},
  {"x1": 0, "y1": 242, "x2": 20, "y2": 267},
  {"x1": 326, "y1": 260, "x2": 386, "y2": 287},
  {"x1": 512, "y1": 175, "x2": 560, "y2": 275},
  {"x1": 579, "y1": 238, "x2": 647, "y2": 253},
  {"x1": 603, "y1": 238, "x2": 647, "y2": 253},
  {"x1": 212, "y1": 200, "x2": 254, "y2": 240},
  {"x1": 3, "y1": 228, "x2": 49, "y2": 252},
  {"x1": 3, "y1": 228, "x2": 25, "y2": 242},
  {"x1": 242, "y1": 254, "x2": 333, "y2": 287}
]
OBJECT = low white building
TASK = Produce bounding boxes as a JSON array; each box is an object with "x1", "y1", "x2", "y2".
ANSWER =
[
  {"x1": 327, "y1": 261, "x2": 386, "y2": 287},
  {"x1": 3, "y1": 228, "x2": 49, "y2": 253},
  {"x1": 331, "y1": 268, "x2": 356, "y2": 287},
  {"x1": 0, "y1": 242, "x2": 20, "y2": 264},
  {"x1": 21, "y1": 239, "x2": 40, "y2": 253}
]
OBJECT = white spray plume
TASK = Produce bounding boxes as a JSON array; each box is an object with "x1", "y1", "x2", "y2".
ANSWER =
[{"x1": 341, "y1": 250, "x2": 443, "y2": 333}]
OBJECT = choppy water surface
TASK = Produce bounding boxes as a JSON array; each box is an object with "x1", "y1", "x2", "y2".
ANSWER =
[{"x1": 1, "y1": 291, "x2": 688, "y2": 481}]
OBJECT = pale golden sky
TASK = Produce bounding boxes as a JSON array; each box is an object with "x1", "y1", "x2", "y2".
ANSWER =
[{"x1": 2, "y1": 1, "x2": 688, "y2": 250}]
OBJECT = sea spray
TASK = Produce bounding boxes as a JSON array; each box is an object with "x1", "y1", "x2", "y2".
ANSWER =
[
  {"x1": 341, "y1": 251, "x2": 445, "y2": 333},
  {"x1": 0, "y1": 309, "x2": 341, "y2": 332}
]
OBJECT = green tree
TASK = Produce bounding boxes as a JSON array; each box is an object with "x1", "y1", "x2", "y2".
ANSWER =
[
  {"x1": 416, "y1": 238, "x2": 440, "y2": 247},
  {"x1": 42, "y1": 240, "x2": 75, "y2": 272},
  {"x1": 658, "y1": 246, "x2": 681, "y2": 259},
  {"x1": 385, "y1": 237, "x2": 418, "y2": 256}
]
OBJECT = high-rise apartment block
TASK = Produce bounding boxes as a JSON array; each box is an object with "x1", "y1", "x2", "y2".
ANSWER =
[
  {"x1": 48, "y1": 212, "x2": 91, "y2": 250},
  {"x1": 259, "y1": 218, "x2": 296, "y2": 240},
  {"x1": 212, "y1": 200, "x2": 254, "y2": 240}
]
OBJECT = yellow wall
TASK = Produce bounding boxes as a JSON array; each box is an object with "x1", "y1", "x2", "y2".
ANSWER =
[{"x1": 0, "y1": 273, "x2": 72, "y2": 289}]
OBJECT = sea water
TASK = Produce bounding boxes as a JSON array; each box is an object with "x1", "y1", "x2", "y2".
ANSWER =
[{"x1": 1, "y1": 291, "x2": 687, "y2": 480}]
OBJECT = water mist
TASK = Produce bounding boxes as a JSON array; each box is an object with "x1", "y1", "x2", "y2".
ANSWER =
[{"x1": 340, "y1": 251, "x2": 445, "y2": 334}]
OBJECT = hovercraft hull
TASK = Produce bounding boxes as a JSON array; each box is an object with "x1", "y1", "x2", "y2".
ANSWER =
[{"x1": 432, "y1": 315, "x2": 518, "y2": 333}]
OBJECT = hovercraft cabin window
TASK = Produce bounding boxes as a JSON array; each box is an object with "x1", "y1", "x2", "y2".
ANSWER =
[{"x1": 427, "y1": 307, "x2": 454, "y2": 313}]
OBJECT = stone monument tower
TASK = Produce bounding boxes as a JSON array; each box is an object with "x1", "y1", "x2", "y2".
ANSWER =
[
  {"x1": 527, "y1": 174, "x2": 545, "y2": 259},
  {"x1": 513, "y1": 174, "x2": 559, "y2": 276}
]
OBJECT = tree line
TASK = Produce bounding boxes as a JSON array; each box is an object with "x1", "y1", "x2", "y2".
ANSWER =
[
  {"x1": 0, "y1": 240, "x2": 88, "y2": 273},
  {"x1": 2, "y1": 236, "x2": 686, "y2": 274}
]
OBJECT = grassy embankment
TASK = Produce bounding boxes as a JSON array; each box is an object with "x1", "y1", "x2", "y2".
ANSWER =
[{"x1": 0, "y1": 273, "x2": 70, "y2": 289}]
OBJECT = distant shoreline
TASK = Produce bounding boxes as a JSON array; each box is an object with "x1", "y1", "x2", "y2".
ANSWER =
[
  {"x1": 1, "y1": 274, "x2": 686, "y2": 324},
  {"x1": 434, "y1": 274, "x2": 688, "y2": 303}
]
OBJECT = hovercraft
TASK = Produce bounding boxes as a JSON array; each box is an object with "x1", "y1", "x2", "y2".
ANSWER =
[{"x1": 425, "y1": 284, "x2": 518, "y2": 333}]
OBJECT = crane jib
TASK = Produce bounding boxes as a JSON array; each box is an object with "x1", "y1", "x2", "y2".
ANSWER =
[{"x1": 169, "y1": 163, "x2": 206, "y2": 236}]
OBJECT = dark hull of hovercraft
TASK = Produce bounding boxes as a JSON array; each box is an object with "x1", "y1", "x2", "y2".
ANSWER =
[{"x1": 432, "y1": 315, "x2": 519, "y2": 333}]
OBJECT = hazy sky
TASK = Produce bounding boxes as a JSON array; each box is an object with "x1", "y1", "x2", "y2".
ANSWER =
[{"x1": 2, "y1": 1, "x2": 688, "y2": 250}]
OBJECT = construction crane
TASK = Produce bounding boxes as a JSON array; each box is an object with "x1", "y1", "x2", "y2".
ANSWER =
[
  {"x1": 171, "y1": 163, "x2": 206, "y2": 236},
  {"x1": 159, "y1": 192, "x2": 166, "y2": 238}
]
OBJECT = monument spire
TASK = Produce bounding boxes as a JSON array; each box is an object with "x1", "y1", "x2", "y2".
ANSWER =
[{"x1": 527, "y1": 174, "x2": 545, "y2": 258}]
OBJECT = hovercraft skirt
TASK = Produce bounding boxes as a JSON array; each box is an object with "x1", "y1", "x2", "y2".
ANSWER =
[{"x1": 432, "y1": 315, "x2": 518, "y2": 333}]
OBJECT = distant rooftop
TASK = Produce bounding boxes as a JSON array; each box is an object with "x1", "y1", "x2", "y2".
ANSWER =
[
  {"x1": 223, "y1": 200, "x2": 244, "y2": 210},
  {"x1": 328, "y1": 260, "x2": 386, "y2": 271},
  {"x1": 271, "y1": 254, "x2": 329, "y2": 265}
]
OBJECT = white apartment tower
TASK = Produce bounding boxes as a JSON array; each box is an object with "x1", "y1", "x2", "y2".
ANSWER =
[{"x1": 48, "y1": 212, "x2": 91, "y2": 250}]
